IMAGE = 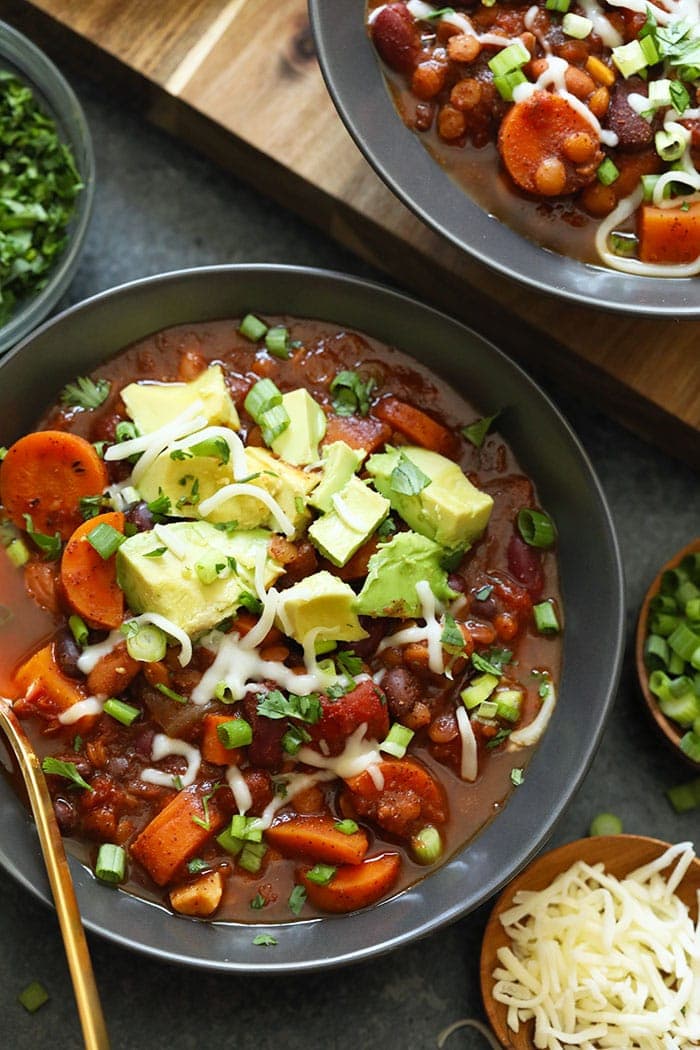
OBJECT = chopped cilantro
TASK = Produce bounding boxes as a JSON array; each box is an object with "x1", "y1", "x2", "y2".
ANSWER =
[
  {"x1": 390, "y1": 450, "x2": 431, "y2": 496},
  {"x1": 59, "y1": 376, "x2": 110, "y2": 410},
  {"x1": 79, "y1": 493, "x2": 106, "y2": 520},
  {"x1": 288, "y1": 884, "x2": 307, "y2": 915},
  {"x1": 257, "y1": 690, "x2": 322, "y2": 724},
  {"x1": 336, "y1": 650, "x2": 362, "y2": 678},
  {"x1": 144, "y1": 546, "x2": 167, "y2": 558},
  {"x1": 462, "y1": 411, "x2": 500, "y2": 449},
  {"x1": 376, "y1": 516, "x2": 397, "y2": 539},
  {"x1": 472, "y1": 647, "x2": 512, "y2": 676},
  {"x1": 305, "y1": 863, "x2": 336, "y2": 886},
  {"x1": 281, "y1": 724, "x2": 312, "y2": 755},
  {"x1": 187, "y1": 858, "x2": 210, "y2": 875},
  {"x1": 474, "y1": 584, "x2": 493, "y2": 601},
  {"x1": 440, "y1": 614, "x2": 465, "y2": 652},
  {"x1": 22, "y1": 513, "x2": 61, "y2": 560},
  {"x1": 250, "y1": 892, "x2": 267, "y2": 910},
  {"x1": 334, "y1": 819, "x2": 359, "y2": 835},
  {"x1": 330, "y1": 370, "x2": 376, "y2": 417},
  {"x1": 146, "y1": 491, "x2": 172, "y2": 517},
  {"x1": 41, "y1": 757, "x2": 93, "y2": 791},
  {"x1": 486, "y1": 728, "x2": 511, "y2": 749}
]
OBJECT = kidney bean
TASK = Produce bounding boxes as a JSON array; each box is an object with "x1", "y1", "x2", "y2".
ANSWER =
[
  {"x1": 506, "y1": 533, "x2": 544, "y2": 598},
  {"x1": 133, "y1": 726, "x2": 156, "y2": 758},
  {"x1": 54, "y1": 796, "x2": 78, "y2": 834},
  {"x1": 352, "y1": 617, "x2": 390, "y2": 660},
  {"x1": 243, "y1": 692, "x2": 285, "y2": 770},
  {"x1": 243, "y1": 769, "x2": 274, "y2": 815},
  {"x1": 126, "y1": 500, "x2": 155, "y2": 532},
  {"x1": 383, "y1": 667, "x2": 423, "y2": 720},
  {"x1": 371, "y1": 3, "x2": 420, "y2": 74},
  {"x1": 54, "y1": 629, "x2": 84, "y2": 680}
]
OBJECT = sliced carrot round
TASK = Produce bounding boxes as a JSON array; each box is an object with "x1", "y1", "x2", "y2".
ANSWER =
[
  {"x1": 0, "y1": 430, "x2": 108, "y2": 540},
  {"x1": 498, "y1": 92, "x2": 602, "y2": 197},
  {"x1": 344, "y1": 757, "x2": 447, "y2": 838},
  {"x1": 266, "y1": 814, "x2": 369, "y2": 865},
  {"x1": 60, "y1": 511, "x2": 125, "y2": 629},
  {"x1": 298, "y1": 852, "x2": 401, "y2": 913}
]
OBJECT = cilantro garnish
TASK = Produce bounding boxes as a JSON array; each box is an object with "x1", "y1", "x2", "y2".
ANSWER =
[
  {"x1": 250, "y1": 892, "x2": 267, "y2": 910},
  {"x1": 79, "y1": 494, "x2": 106, "y2": 520},
  {"x1": 60, "y1": 376, "x2": 110, "y2": 410},
  {"x1": 440, "y1": 614, "x2": 465, "y2": 652},
  {"x1": 41, "y1": 757, "x2": 93, "y2": 791},
  {"x1": 462, "y1": 411, "x2": 500, "y2": 449},
  {"x1": 187, "y1": 858, "x2": 210, "y2": 875},
  {"x1": 390, "y1": 451, "x2": 431, "y2": 496},
  {"x1": 238, "y1": 592, "x2": 263, "y2": 615},
  {"x1": 22, "y1": 513, "x2": 61, "y2": 560},
  {"x1": 472, "y1": 647, "x2": 512, "y2": 676},
  {"x1": 336, "y1": 650, "x2": 362, "y2": 678},
  {"x1": 256, "y1": 690, "x2": 322, "y2": 724},
  {"x1": 288, "y1": 884, "x2": 307, "y2": 916},
  {"x1": 146, "y1": 491, "x2": 172, "y2": 518},
  {"x1": 330, "y1": 370, "x2": 376, "y2": 417}
]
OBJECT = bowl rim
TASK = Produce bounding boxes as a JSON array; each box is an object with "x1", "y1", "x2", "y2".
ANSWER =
[
  {"x1": 0, "y1": 19, "x2": 95, "y2": 353},
  {"x1": 308, "y1": 0, "x2": 700, "y2": 317},
  {"x1": 0, "y1": 263, "x2": 625, "y2": 972},
  {"x1": 635, "y1": 537, "x2": 700, "y2": 771}
]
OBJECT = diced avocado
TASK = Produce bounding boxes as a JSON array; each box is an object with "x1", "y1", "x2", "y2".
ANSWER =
[
  {"x1": 308, "y1": 441, "x2": 366, "y2": 513},
  {"x1": 244, "y1": 446, "x2": 318, "y2": 536},
  {"x1": 308, "y1": 476, "x2": 389, "y2": 567},
  {"x1": 270, "y1": 388, "x2": 326, "y2": 466},
  {"x1": 275, "y1": 570, "x2": 368, "y2": 647},
  {"x1": 366, "y1": 445, "x2": 493, "y2": 549},
  {"x1": 116, "y1": 522, "x2": 283, "y2": 636},
  {"x1": 121, "y1": 365, "x2": 239, "y2": 433},
  {"x1": 354, "y1": 532, "x2": 457, "y2": 618}
]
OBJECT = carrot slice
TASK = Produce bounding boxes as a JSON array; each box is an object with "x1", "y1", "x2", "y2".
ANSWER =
[
  {"x1": 373, "y1": 396, "x2": 457, "y2": 456},
  {"x1": 266, "y1": 814, "x2": 369, "y2": 865},
  {"x1": 13, "y1": 643, "x2": 90, "y2": 722},
  {"x1": 130, "y1": 785, "x2": 228, "y2": 886},
  {"x1": 498, "y1": 92, "x2": 602, "y2": 197},
  {"x1": 345, "y1": 757, "x2": 447, "y2": 838},
  {"x1": 322, "y1": 414, "x2": 392, "y2": 454},
  {"x1": 298, "y1": 852, "x2": 401, "y2": 913},
  {"x1": 60, "y1": 511, "x2": 125, "y2": 629},
  {"x1": 638, "y1": 202, "x2": 700, "y2": 264},
  {"x1": 0, "y1": 431, "x2": 108, "y2": 540},
  {"x1": 201, "y1": 713, "x2": 243, "y2": 766}
]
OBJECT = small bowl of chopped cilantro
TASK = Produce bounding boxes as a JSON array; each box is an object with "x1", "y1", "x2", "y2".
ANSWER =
[{"x1": 0, "y1": 20, "x2": 94, "y2": 353}]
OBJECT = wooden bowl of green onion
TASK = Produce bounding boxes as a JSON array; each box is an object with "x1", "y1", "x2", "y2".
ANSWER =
[{"x1": 635, "y1": 538, "x2": 700, "y2": 770}]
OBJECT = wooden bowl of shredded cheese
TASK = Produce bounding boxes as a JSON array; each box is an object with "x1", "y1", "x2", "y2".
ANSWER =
[{"x1": 480, "y1": 835, "x2": 700, "y2": 1050}]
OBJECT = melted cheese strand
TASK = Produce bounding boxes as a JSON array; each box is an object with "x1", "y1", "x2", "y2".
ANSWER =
[
  {"x1": 58, "y1": 696, "x2": 105, "y2": 725},
  {"x1": 296, "y1": 722, "x2": 383, "y2": 780},
  {"x1": 596, "y1": 187, "x2": 700, "y2": 276},
  {"x1": 226, "y1": 765, "x2": 253, "y2": 814},
  {"x1": 258, "y1": 770, "x2": 336, "y2": 830},
  {"x1": 197, "y1": 482, "x2": 295, "y2": 536},
  {"x1": 510, "y1": 681, "x2": 556, "y2": 747},
  {"x1": 141, "y1": 734, "x2": 201, "y2": 788},
  {"x1": 456, "y1": 705, "x2": 478, "y2": 781},
  {"x1": 167, "y1": 424, "x2": 248, "y2": 480},
  {"x1": 76, "y1": 629, "x2": 124, "y2": 674}
]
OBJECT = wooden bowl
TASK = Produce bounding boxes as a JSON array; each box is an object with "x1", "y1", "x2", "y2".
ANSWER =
[
  {"x1": 635, "y1": 538, "x2": 700, "y2": 770},
  {"x1": 480, "y1": 835, "x2": 700, "y2": 1050}
]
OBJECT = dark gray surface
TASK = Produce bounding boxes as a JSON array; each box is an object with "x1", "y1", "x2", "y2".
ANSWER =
[{"x1": 0, "y1": 74, "x2": 697, "y2": 1050}]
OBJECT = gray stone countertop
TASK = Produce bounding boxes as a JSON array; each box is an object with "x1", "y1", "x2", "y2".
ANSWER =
[{"x1": 0, "y1": 75, "x2": 698, "y2": 1050}]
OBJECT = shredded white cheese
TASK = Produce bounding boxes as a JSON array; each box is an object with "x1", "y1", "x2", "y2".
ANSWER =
[
  {"x1": 226, "y1": 764, "x2": 253, "y2": 815},
  {"x1": 76, "y1": 629, "x2": 124, "y2": 675},
  {"x1": 456, "y1": 705, "x2": 478, "y2": 781},
  {"x1": 58, "y1": 696, "x2": 105, "y2": 725},
  {"x1": 197, "y1": 482, "x2": 295, "y2": 536},
  {"x1": 492, "y1": 842, "x2": 700, "y2": 1049},
  {"x1": 141, "y1": 733, "x2": 201, "y2": 788},
  {"x1": 296, "y1": 722, "x2": 383, "y2": 781},
  {"x1": 509, "y1": 681, "x2": 557, "y2": 748}
]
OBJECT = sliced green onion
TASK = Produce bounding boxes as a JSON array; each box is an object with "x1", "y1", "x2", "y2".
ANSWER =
[
  {"x1": 216, "y1": 827, "x2": 244, "y2": 856},
  {"x1": 680, "y1": 729, "x2": 700, "y2": 762},
  {"x1": 562, "y1": 12, "x2": 592, "y2": 37},
  {"x1": 612, "y1": 39, "x2": 649, "y2": 78},
  {"x1": 666, "y1": 776, "x2": 700, "y2": 813},
  {"x1": 644, "y1": 633, "x2": 670, "y2": 670},
  {"x1": 639, "y1": 33, "x2": 659, "y2": 64},
  {"x1": 488, "y1": 40, "x2": 530, "y2": 77},
  {"x1": 533, "y1": 600, "x2": 560, "y2": 634},
  {"x1": 495, "y1": 688, "x2": 523, "y2": 722},
  {"x1": 103, "y1": 698, "x2": 140, "y2": 726},
  {"x1": 686, "y1": 597, "x2": 700, "y2": 622},
  {"x1": 668, "y1": 620, "x2": 700, "y2": 661},
  {"x1": 647, "y1": 78, "x2": 672, "y2": 108},
  {"x1": 265, "y1": 325, "x2": 291, "y2": 359},
  {"x1": 597, "y1": 157, "x2": 620, "y2": 186},
  {"x1": 655, "y1": 124, "x2": 691, "y2": 162},
  {"x1": 216, "y1": 718, "x2": 253, "y2": 749},
  {"x1": 259, "y1": 402, "x2": 291, "y2": 446},
  {"x1": 5, "y1": 537, "x2": 30, "y2": 567},
  {"x1": 95, "y1": 843, "x2": 126, "y2": 883},
  {"x1": 86, "y1": 521, "x2": 124, "y2": 560},
  {"x1": 545, "y1": 0, "x2": 571, "y2": 10},
  {"x1": 305, "y1": 863, "x2": 336, "y2": 886},
  {"x1": 477, "y1": 699, "x2": 499, "y2": 719},
  {"x1": 18, "y1": 980, "x2": 49, "y2": 1013},
  {"x1": 155, "y1": 682, "x2": 188, "y2": 704},
  {"x1": 380, "y1": 723, "x2": 415, "y2": 759},
  {"x1": 126, "y1": 622, "x2": 167, "y2": 663},
  {"x1": 493, "y1": 69, "x2": 528, "y2": 101},
  {"x1": 230, "y1": 814, "x2": 263, "y2": 842},
  {"x1": 334, "y1": 819, "x2": 359, "y2": 835},
  {"x1": 589, "y1": 812, "x2": 623, "y2": 836},
  {"x1": 461, "y1": 673, "x2": 500, "y2": 709},
  {"x1": 238, "y1": 841, "x2": 268, "y2": 874},
  {"x1": 244, "y1": 378, "x2": 283, "y2": 421},
  {"x1": 517, "y1": 508, "x2": 556, "y2": 548},
  {"x1": 411, "y1": 825, "x2": 443, "y2": 865},
  {"x1": 288, "y1": 884, "x2": 307, "y2": 915},
  {"x1": 239, "y1": 313, "x2": 268, "y2": 342},
  {"x1": 609, "y1": 232, "x2": 638, "y2": 257},
  {"x1": 68, "y1": 614, "x2": 89, "y2": 648}
]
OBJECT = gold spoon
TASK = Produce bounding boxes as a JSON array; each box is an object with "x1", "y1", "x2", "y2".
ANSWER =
[{"x1": 0, "y1": 698, "x2": 110, "y2": 1049}]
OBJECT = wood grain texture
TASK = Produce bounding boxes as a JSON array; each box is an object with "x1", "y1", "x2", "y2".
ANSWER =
[
  {"x1": 480, "y1": 835, "x2": 700, "y2": 1049},
  {"x1": 5, "y1": 0, "x2": 700, "y2": 466}
]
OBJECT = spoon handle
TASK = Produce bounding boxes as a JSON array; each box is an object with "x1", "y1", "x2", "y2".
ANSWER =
[{"x1": 0, "y1": 700, "x2": 110, "y2": 1050}]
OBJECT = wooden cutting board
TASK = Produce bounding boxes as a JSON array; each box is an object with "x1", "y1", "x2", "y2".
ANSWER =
[{"x1": 5, "y1": 0, "x2": 700, "y2": 467}]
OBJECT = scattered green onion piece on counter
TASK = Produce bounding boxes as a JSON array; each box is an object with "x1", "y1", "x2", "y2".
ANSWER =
[
  {"x1": 589, "y1": 812, "x2": 623, "y2": 836},
  {"x1": 510, "y1": 767, "x2": 524, "y2": 786},
  {"x1": 239, "y1": 313, "x2": 268, "y2": 342},
  {"x1": 104, "y1": 698, "x2": 140, "y2": 727},
  {"x1": 533, "y1": 600, "x2": 560, "y2": 634},
  {"x1": 217, "y1": 718, "x2": 253, "y2": 749},
  {"x1": 517, "y1": 508, "x2": 556, "y2": 548},
  {"x1": 562, "y1": 12, "x2": 592, "y2": 37},
  {"x1": 253, "y1": 934, "x2": 277, "y2": 947},
  {"x1": 666, "y1": 776, "x2": 700, "y2": 813},
  {"x1": 244, "y1": 377, "x2": 283, "y2": 420},
  {"x1": 18, "y1": 981, "x2": 49, "y2": 1013},
  {"x1": 596, "y1": 157, "x2": 620, "y2": 186},
  {"x1": 5, "y1": 537, "x2": 30, "y2": 567},
  {"x1": 305, "y1": 863, "x2": 336, "y2": 886},
  {"x1": 380, "y1": 723, "x2": 415, "y2": 759},
  {"x1": 288, "y1": 884, "x2": 307, "y2": 915},
  {"x1": 125, "y1": 622, "x2": 167, "y2": 663},
  {"x1": 265, "y1": 325, "x2": 291, "y2": 358},
  {"x1": 334, "y1": 819, "x2": 359, "y2": 835},
  {"x1": 41, "y1": 757, "x2": 93, "y2": 791},
  {"x1": 155, "y1": 682, "x2": 188, "y2": 704},
  {"x1": 680, "y1": 729, "x2": 700, "y2": 762},
  {"x1": 60, "y1": 376, "x2": 110, "y2": 410},
  {"x1": 68, "y1": 614, "x2": 89, "y2": 647},
  {"x1": 462, "y1": 411, "x2": 499, "y2": 448},
  {"x1": 86, "y1": 521, "x2": 124, "y2": 559},
  {"x1": 95, "y1": 843, "x2": 126, "y2": 884},
  {"x1": 411, "y1": 825, "x2": 443, "y2": 865},
  {"x1": 238, "y1": 841, "x2": 268, "y2": 874}
]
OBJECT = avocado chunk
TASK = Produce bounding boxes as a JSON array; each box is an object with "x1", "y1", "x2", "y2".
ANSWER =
[
  {"x1": 308, "y1": 441, "x2": 366, "y2": 513},
  {"x1": 135, "y1": 445, "x2": 318, "y2": 536},
  {"x1": 366, "y1": 445, "x2": 493, "y2": 549},
  {"x1": 275, "y1": 570, "x2": 368, "y2": 647},
  {"x1": 308, "y1": 475, "x2": 389, "y2": 567},
  {"x1": 270, "y1": 388, "x2": 326, "y2": 466},
  {"x1": 121, "y1": 365, "x2": 239, "y2": 434},
  {"x1": 116, "y1": 522, "x2": 283, "y2": 635},
  {"x1": 354, "y1": 532, "x2": 457, "y2": 618}
]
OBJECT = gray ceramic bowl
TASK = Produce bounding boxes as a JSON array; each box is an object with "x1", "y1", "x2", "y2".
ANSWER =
[
  {"x1": 0, "y1": 20, "x2": 95, "y2": 354},
  {"x1": 0, "y1": 265, "x2": 624, "y2": 972},
  {"x1": 309, "y1": 1, "x2": 700, "y2": 317}
]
